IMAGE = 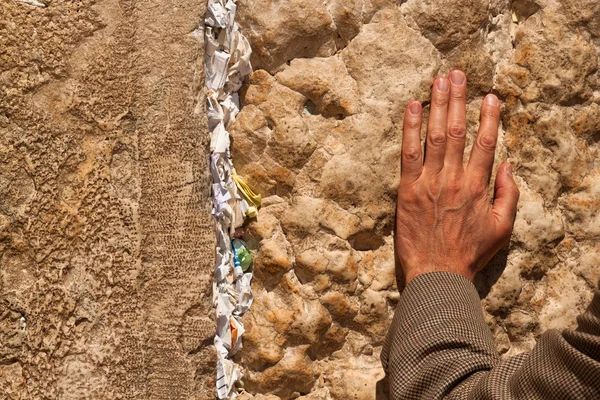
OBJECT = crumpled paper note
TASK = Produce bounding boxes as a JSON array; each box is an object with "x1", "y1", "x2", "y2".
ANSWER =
[
  {"x1": 203, "y1": 0, "x2": 256, "y2": 398},
  {"x1": 20, "y1": 0, "x2": 46, "y2": 6}
]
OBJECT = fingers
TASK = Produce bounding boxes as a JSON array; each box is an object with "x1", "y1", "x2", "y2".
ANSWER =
[
  {"x1": 445, "y1": 70, "x2": 467, "y2": 170},
  {"x1": 467, "y1": 94, "x2": 501, "y2": 185},
  {"x1": 423, "y1": 77, "x2": 450, "y2": 175},
  {"x1": 492, "y1": 163, "x2": 520, "y2": 236},
  {"x1": 401, "y1": 101, "x2": 423, "y2": 182}
]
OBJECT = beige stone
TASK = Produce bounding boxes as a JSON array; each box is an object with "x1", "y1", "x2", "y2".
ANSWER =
[
  {"x1": 1, "y1": 0, "x2": 215, "y2": 398},
  {"x1": 236, "y1": 0, "x2": 338, "y2": 73},
  {"x1": 323, "y1": 358, "x2": 385, "y2": 400},
  {"x1": 276, "y1": 57, "x2": 361, "y2": 117},
  {"x1": 402, "y1": 0, "x2": 489, "y2": 52},
  {"x1": 3, "y1": 0, "x2": 600, "y2": 398},
  {"x1": 231, "y1": 1, "x2": 600, "y2": 398},
  {"x1": 560, "y1": 0, "x2": 600, "y2": 37},
  {"x1": 498, "y1": 11, "x2": 598, "y2": 105}
]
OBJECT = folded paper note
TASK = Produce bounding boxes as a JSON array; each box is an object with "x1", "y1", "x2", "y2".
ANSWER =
[
  {"x1": 20, "y1": 0, "x2": 45, "y2": 6},
  {"x1": 232, "y1": 173, "x2": 262, "y2": 212},
  {"x1": 203, "y1": 1, "x2": 258, "y2": 398}
]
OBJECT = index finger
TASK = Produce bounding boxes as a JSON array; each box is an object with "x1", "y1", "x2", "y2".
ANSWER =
[{"x1": 401, "y1": 101, "x2": 423, "y2": 183}]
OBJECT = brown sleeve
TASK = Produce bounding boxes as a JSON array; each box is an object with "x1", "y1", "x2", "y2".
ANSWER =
[{"x1": 381, "y1": 272, "x2": 600, "y2": 400}]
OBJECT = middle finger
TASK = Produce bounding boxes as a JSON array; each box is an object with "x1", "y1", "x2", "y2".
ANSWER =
[
  {"x1": 424, "y1": 76, "x2": 450, "y2": 175},
  {"x1": 445, "y1": 70, "x2": 468, "y2": 171}
]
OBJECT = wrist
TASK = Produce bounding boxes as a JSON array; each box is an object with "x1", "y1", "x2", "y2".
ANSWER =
[{"x1": 403, "y1": 264, "x2": 475, "y2": 284}]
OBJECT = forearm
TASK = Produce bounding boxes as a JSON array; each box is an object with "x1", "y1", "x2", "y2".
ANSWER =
[
  {"x1": 382, "y1": 272, "x2": 499, "y2": 399},
  {"x1": 455, "y1": 290, "x2": 600, "y2": 399},
  {"x1": 383, "y1": 274, "x2": 600, "y2": 400}
]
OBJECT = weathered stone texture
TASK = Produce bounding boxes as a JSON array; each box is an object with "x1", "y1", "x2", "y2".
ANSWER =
[
  {"x1": 2, "y1": 0, "x2": 600, "y2": 399},
  {"x1": 231, "y1": 0, "x2": 600, "y2": 399},
  {"x1": 1, "y1": 0, "x2": 213, "y2": 399}
]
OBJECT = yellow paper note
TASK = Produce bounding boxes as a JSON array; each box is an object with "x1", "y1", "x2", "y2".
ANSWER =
[{"x1": 232, "y1": 173, "x2": 261, "y2": 213}]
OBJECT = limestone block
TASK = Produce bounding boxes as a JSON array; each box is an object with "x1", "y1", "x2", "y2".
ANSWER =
[
  {"x1": 402, "y1": 0, "x2": 489, "y2": 52},
  {"x1": 237, "y1": 0, "x2": 338, "y2": 73},
  {"x1": 276, "y1": 57, "x2": 361, "y2": 117},
  {"x1": 1, "y1": 0, "x2": 215, "y2": 398},
  {"x1": 560, "y1": 0, "x2": 600, "y2": 37},
  {"x1": 500, "y1": 11, "x2": 598, "y2": 105},
  {"x1": 231, "y1": 0, "x2": 600, "y2": 398},
  {"x1": 4, "y1": 0, "x2": 600, "y2": 398}
]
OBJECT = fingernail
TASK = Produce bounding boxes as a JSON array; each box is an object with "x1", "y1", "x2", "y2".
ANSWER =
[
  {"x1": 506, "y1": 164, "x2": 513, "y2": 176},
  {"x1": 436, "y1": 77, "x2": 449, "y2": 92},
  {"x1": 408, "y1": 102, "x2": 421, "y2": 115},
  {"x1": 485, "y1": 94, "x2": 499, "y2": 106},
  {"x1": 450, "y1": 70, "x2": 465, "y2": 85}
]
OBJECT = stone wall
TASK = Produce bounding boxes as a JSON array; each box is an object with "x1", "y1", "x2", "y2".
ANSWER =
[
  {"x1": 230, "y1": 0, "x2": 600, "y2": 399},
  {"x1": 1, "y1": 0, "x2": 599, "y2": 399},
  {"x1": 1, "y1": 1, "x2": 215, "y2": 398}
]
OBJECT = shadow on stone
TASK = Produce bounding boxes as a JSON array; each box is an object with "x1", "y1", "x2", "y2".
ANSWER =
[
  {"x1": 474, "y1": 245, "x2": 510, "y2": 299},
  {"x1": 376, "y1": 375, "x2": 390, "y2": 400}
]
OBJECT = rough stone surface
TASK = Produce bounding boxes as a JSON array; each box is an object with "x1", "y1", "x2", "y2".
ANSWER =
[
  {"x1": 1, "y1": 0, "x2": 214, "y2": 398},
  {"x1": 2, "y1": 0, "x2": 600, "y2": 399},
  {"x1": 230, "y1": 0, "x2": 600, "y2": 399}
]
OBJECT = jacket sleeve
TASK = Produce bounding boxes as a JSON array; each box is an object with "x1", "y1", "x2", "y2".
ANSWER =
[{"x1": 381, "y1": 272, "x2": 600, "y2": 400}]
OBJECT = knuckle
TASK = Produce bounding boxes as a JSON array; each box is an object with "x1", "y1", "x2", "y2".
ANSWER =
[
  {"x1": 507, "y1": 185, "x2": 521, "y2": 202},
  {"x1": 403, "y1": 146, "x2": 421, "y2": 162},
  {"x1": 481, "y1": 106, "x2": 499, "y2": 119},
  {"x1": 450, "y1": 90, "x2": 466, "y2": 101},
  {"x1": 428, "y1": 130, "x2": 446, "y2": 145},
  {"x1": 446, "y1": 176, "x2": 462, "y2": 192},
  {"x1": 471, "y1": 180, "x2": 488, "y2": 197},
  {"x1": 432, "y1": 95, "x2": 449, "y2": 107},
  {"x1": 397, "y1": 184, "x2": 418, "y2": 201},
  {"x1": 478, "y1": 133, "x2": 497, "y2": 152},
  {"x1": 448, "y1": 123, "x2": 467, "y2": 140},
  {"x1": 405, "y1": 117, "x2": 421, "y2": 129},
  {"x1": 426, "y1": 172, "x2": 443, "y2": 186}
]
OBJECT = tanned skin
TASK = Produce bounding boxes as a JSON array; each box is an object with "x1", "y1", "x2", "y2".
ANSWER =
[{"x1": 395, "y1": 70, "x2": 520, "y2": 284}]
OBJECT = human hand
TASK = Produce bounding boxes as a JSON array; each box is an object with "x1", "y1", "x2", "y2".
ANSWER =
[{"x1": 395, "y1": 70, "x2": 520, "y2": 284}]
